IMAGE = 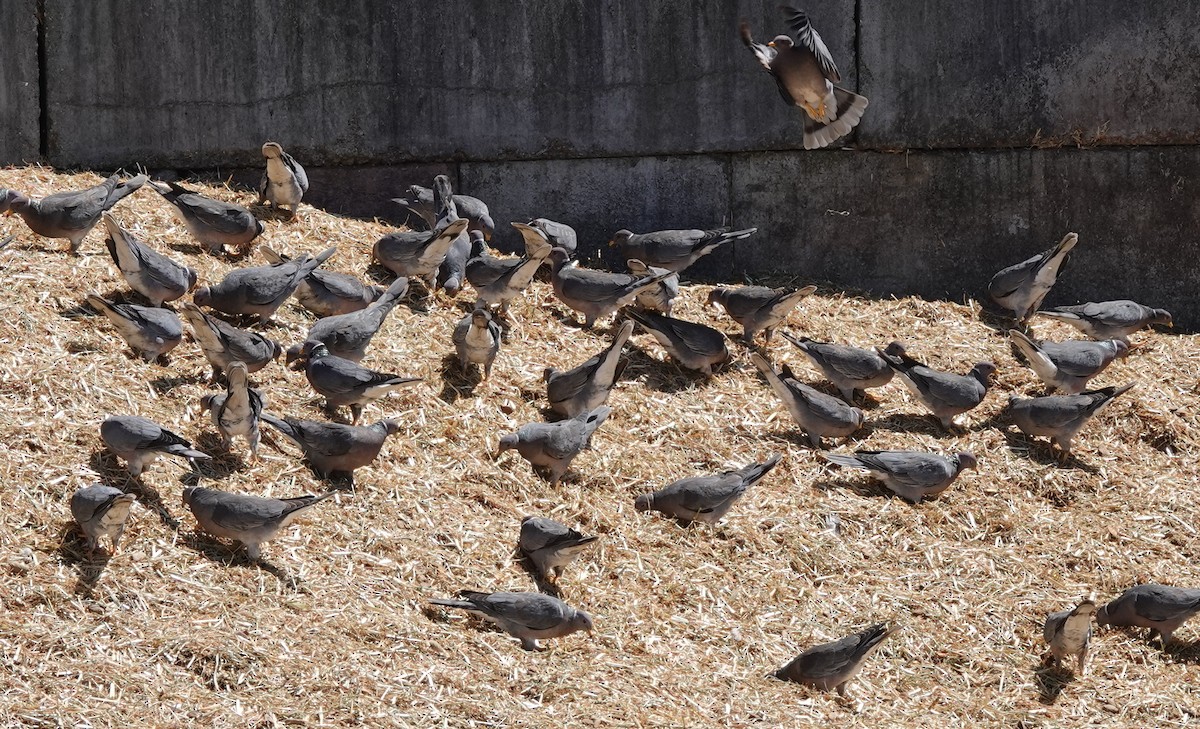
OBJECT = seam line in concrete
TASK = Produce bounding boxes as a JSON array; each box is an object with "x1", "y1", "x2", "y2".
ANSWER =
[{"x1": 36, "y1": 0, "x2": 48, "y2": 159}]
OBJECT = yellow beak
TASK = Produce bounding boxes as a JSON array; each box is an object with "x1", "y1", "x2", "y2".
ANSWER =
[{"x1": 767, "y1": 41, "x2": 775, "y2": 47}]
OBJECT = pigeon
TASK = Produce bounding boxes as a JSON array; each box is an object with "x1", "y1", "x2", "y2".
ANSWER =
[
  {"x1": 528, "y1": 218, "x2": 577, "y2": 258},
  {"x1": 544, "y1": 320, "x2": 633, "y2": 418},
  {"x1": 86, "y1": 294, "x2": 183, "y2": 362},
  {"x1": 707, "y1": 285, "x2": 817, "y2": 344},
  {"x1": 182, "y1": 486, "x2": 336, "y2": 561},
  {"x1": 102, "y1": 213, "x2": 197, "y2": 306},
  {"x1": 393, "y1": 185, "x2": 495, "y2": 241},
  {"x1": 750, "y1": 353, "x2": 863, "y2": 448},
  {"x1": 0, "y1": 172, "x2": 147, "y2": 254},
  {"x1": 1096, "y1": 584, "x2": 1200, "y2": 645},
  {"x1": 285, "y1": 276, "x2": 409, "y2": 364},
  {"x1": 634, "y1": 454, "x2": 781, "y2": 525},
  {"x1": 549, "y1": 248, "x2": 675, "y2": 328},
  {"x1": 626, "y1": 259, "x2": 678, "y2": 315},
  {"x1": 256, "y1": 141, "x2": 309, "y2": 215},
  {"x1": 453, "y1": 308, "x2": 502, "y2": 379},
  {"x1": 148, "y1": 180, "x2": 264, "y2": 256},
  {"x1": 774, "y1": 623, "x2": 898, "y2": 696},
  {"x1": 820, "y1": 450, "x2": 976, "y2": 503},
  {"x1": 780, "y1": 332, "x2": 893, "y2": 403},
  {"x1": 100, "y1": 415, "x2": 211, "y2": 477},
  {"x1": 519, "y1": 516, "x2": 600, "y2": 584},
  {"x1": 497, "y1": 406, "x2": 611, "y2": 486},
  {"x1": 465, "y1": 228, "x2": 551, "y2": 314},
  {"x1": 70, "y1": 484, "x2": 137, "y2": 557},
  {"x1": 372, "y1": 218, "x2": 471, "y2": 288},
  {"x1": 429, "y1": 590, "x2": 593, "y2": 651},
  {"x1": 180, "y1": 302, "x2": 282, "y2": 383},
  {"x1": 877, "y1": 342, "x2": 995, "y2": 429},
  {"x1": 1036, "y1": 300, "x2": 1173, "y2": 343},
  {"x1": 260, "y1": 413, "x2": 400, "y2": 482},
  {"x1": 259, "y1": 245, "x2": 383, "y2": 317},
  {"x1": 437, "y1": 228, "x2": 474, "y2": 296},
  {"x1": 740, "y1": 8, "x2": 868, "y2": 150},
  {"x1": 192, "y1": 246, "x2": 336, "y2": 322},
  {"x1": 290, "y1": 340, "x2": 421, "y2": 424},
  {"x1": 511, "y1": 221, "x2": 556, "y2": 259},
  {"x1": 1007, "y1": 384, "x2": 1134, "y2": 458},
  {"x1": 199, "y1": 361, "x2": 264, "y2": 459},
  {"x1": 1009, "y1": 330, "x2": 1127, "y2": 394},
  {"x1": 1043, "y1": 597, "x2": 1097, "y2": 674},
  {"x1": 625, "y1": 308, "x2": 731, "y2": 376},
  {"x1": 609, "y1": 227, "x2": 757, "y2": 273},
  {"x1": 988, "y1": 233, "x2": 1077, "y2": 324}
]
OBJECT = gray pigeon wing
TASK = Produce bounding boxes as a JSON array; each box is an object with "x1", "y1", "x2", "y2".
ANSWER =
[
  {"x1": 1132, "y1": 588, "x2": 1200, "y2": 622},
  {"x1": 910, "y1": 368, "x2": 983, "y2": 409},
  {"x1": 859, "y1": 452, "x2": 952, "y2": 489},
  {"x1": 779, "y1": 6, "x2": 840, "y2": 81},
  {"x1": 479, "y1": 593, "x2": 566, "y2": 631}
]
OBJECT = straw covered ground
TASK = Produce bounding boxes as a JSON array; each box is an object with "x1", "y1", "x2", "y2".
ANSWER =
[{"x1": 1, "y1": 167, "x2": 1199, "y2": 728}]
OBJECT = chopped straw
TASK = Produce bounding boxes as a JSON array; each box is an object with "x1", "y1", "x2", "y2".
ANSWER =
[{"x1": 1, "y1": 167, "x2": 1198, "y2": 727}]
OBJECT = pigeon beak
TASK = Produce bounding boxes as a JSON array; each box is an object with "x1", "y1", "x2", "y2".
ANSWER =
[
  {"x1": 484, "y1": 230, "x2": 493, "y2": 242},
  {"x1": 767, "y1": 41, "x2": 776, "y2": 47},
  {"x1": 606, "y1": 238, "x2": 616, "y2": 248},
  {"x1": 1, "y1": 210, "x2": 13, "y2": 218}
]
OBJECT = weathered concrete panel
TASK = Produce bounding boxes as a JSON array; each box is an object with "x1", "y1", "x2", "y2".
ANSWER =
[
  {"x1": 732, "y1": 147, "x2": 1200, "y2": 328},
  {"x1": 460, "y1": 155, "x2": 737, "y2": 280},
  {"x1": 0, "y1": 0, "x2": 40, "y2": 164},
  {"x1": 859, "y1": 1, "x2": 1200, "y2": 148},
  {"x1": 43, "y1": 0, "x2": 853, "y2": 169}
]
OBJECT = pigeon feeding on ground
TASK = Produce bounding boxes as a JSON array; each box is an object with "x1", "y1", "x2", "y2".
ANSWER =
[
  {"x1": 1007, "y1": 384, "x2": 1135, "y2": 459},
  {"x1": 193, "y1": 247, "x2": 336, "y2": 322},
  {"x1": 740, "y1": 7, "x2": 868, "y2": 150},
  {"x1": 626, "y1": 259, "x2": 678, "y2": 315},
  {"x1": 878, "y1": 342, "x2": 995, "y2": 430},
  {"x1": 1008, "y1": 330, "x2": 1127, "y2": 394},
  {"x1": 774, "y1": 623, "x2": 897, "y2": 696},
  {"x1": 988, "y1": 233, "x2": 1077, "y2": 324},
  {"x1": 544, "y1": 320, "x2": 633, "y2": 418},
  {"x1": 626, "y1": 308, "x2": 731, "y2": 376},
  {"x1": 102, "y1": 213, "x2": 196, "y2": 306},
  {"x1": 290, "y1": 340, "x2": 421, "y2": 424},
  {"x1": 148, "y1": 180, "x2": 263, "y2": 256},
  {"x1": 708, "y1": 284, "x2": 817, "y2": 344},
  {"x1": 70, "y1": 484, "x2": 137, "y2": 557},
  {"x1": 285, "y1": 276, "x2": 409, "y2": 363},
  {"x1": 257, "y1": 142, "x2": 309, "y2": 215},
  {"x1": 750, "y1": 353, "x2": 862, "y2": 449},
  {"x1": 1096, "y1": 584, "x2": 1200, "y2": 646},
  {"x1": 259, "y1": 245, "x2": 383, "y2": 318},
  {"x1": 101, "y1": 415, "x2": 210, "y2": 477},
  {"x1": 429, "y1": 590, "x2": 593, "y2": 651},
  {"x1": 1036, "y1": 300, "x2": 1173, "y2": 343},
  {"x1": 497, "y1": 406, "x2": 611, "y2": 486},
  {"x1": 180, "y1": 303, "x2": 282, "y2": 383},
  {"x1": 182, "y1": 486, "x2": 336, "y2": 561},
  {"x1": 549, "y1": 249, "x2": 674, "y2": 328},
  {"x1": 0, "y1": 172, "x2": 147, "y2": 254},
  {"x1": 821, "y1": 450, "x2": 976, "y2": 504},
  {"x1": 634, "y1": 455, "x2": 781, "y2": 525},
  {"x1": 260, "y1": 414, "x2": 401, "y2": 484},
  {"x1": 780, "y1": 332, "x2": 893, "y2": 404},
  {"x1": 1043, "y1": 597, "x2": 1097, "y2": 674},
  {"x1": 86, "y1": 294, "x2": 183, "y2": 362},
  {"x1": 519, "y1": 516, "x2": 599, "y2": 584}
]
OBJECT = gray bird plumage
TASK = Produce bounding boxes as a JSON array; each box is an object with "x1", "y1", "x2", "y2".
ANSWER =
[
  {"x1": 1096, "y1": 584, "x2": 1200, "y2": 645},
  {"x1": 625, "y1": 308, "x2": 730, "y2": 376},
  {"x1": 453, "y1": 308, "x2": 502, "y2": 379},
  {"x1": 1007, "y1": 384, "x2": 1134, "y2": 457},
  {"x1": 260, "y1": 413, "x2": 400, "y2": 482},
  {"x1": 466, "y1": 228, "x2": 551, "y2": 314},
  {"x1": 100, "y1": 415, "x2": 211, "y2": 477},
  {"x1": 544, "y1": 320, "x2": 633, "y2": 417},
  {"x1": 259, "y1": 245, "x2": 383, "y2": 317},
  {"x1": 437, "y1": 228, "x2": 474, "y2": 296},
  {"x1": 285, "y1": 276, "x2": 409, "y2": 364},
  {"x1": 497, "y1": 406, "x2": 611, "y2": 486},
  {"x1": 182, "y1": 486, "x2": 335, "y2": 561},
  {"x1": 626, "y1": 259, "x2": 678, "y2": 315},
  {"x1": 774, "y1": 624, "x2": 898, "y2": 696},
  {"x1": 988, "y1": 233, "x2": 1077, "y2": 323},
  {"x1": 256, "y1": 142, "x2": 309, "y2": 214},
  {"x1": 821, "y1": 450, "x2": 976, "y2": 503},
  {"x1": 180, "y1": 302, "x2": 282, "y2": 383},
  {"x1": 102, "y1": 213, "x2": 197, "y2": 306},
  {"x1": 199, "y1": 361, "x2": 264, "y2": 459},
  {"x1": 519, "y1": 516, "x2": 599, "y2": 584},
  {"x1": 1009, "y1": 330, "x2": 1127, "y2": 394},
  {"x1": 1036, "y1": 300, "x2": 1173, "y2": 343},
  {"x1": 634, "y1": 454, "x2": 781, "y2": 525},
  {"x1": 86, "y1": 294, "x2": 183, "y2": 362},
  {"x1": 549, "y1": 248, "x2": 675, "y2": 328},
  {"x1": 610, "y1": 227, "x2": 757, "y2": 274},
  {"x1": 0, "y1": 172, "x2": 147, "y2": 254},
  {"x1": 1043, "y1": 597, "x2": 1096, "y2": 674},
  {"x1": 750, "y1": 353, "x2": 863, "y2": 449},
  {"x1": 70, "y1": 484, "x2": 137, "y2": 556},
  {"x1": 392, "y1": 185, "x2": 495, "y2": 241},
  {"x1": 740, "y1": 8, "x2": 868, "y2": 150},
  {"x1": 193, "y1": 246, "x2": 336, "y2": 322},
  {"x1": 878, "y1": 342, "x2": 995, "y2": 429},
  {"x1": 707, "y1": 284, "x2": 817, "y2": 344},
  {"x1": 373, "y1": 218, "x2": 471, "y2": 288},
  {"x1": 780, "y1": 332, "x2": 892, "y2": 403},
  {"x1": 291, "y1": 341, "x2": 421, "y2": 424},
  {"x1": 429, "y1": 590, "x2": 593, "y2": 651},
  {"x1": 529, "y1": 218, "x2": 577, "y2": 257},
  {"x1": 148, "y1": 180, "x2": 263, "y2": 256}
]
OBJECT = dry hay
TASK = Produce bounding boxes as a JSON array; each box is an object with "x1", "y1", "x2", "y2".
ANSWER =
[{"x1": 1, "y1": 166, "x2": 1199, "y2": 728}]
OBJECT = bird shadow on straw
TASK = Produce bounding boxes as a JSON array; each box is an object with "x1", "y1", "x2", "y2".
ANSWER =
[
  {"x1": 1163, "y1": 640, "x2": 1200, "y2": 665},
  {"x1": 179, "y1": 530, "x2": 304, "y2": 591},
  {"x1": 512, "y1": 550, "x2": 565, "y2": 599},
  {"x1": 437, "y1": 353, "x2": 482, "y2": 404},
  {"x1": 164, "y1": 240, "x2": 207, "y2": 256},
  {"x1": 624, "y1": 347, "x2": 721, "y2": 395},
  {"x1": 190, "y1": 431, "x2": 248, "y2": 480},
  {"x1": 810, "y1": 474, "x2": 893, "y2": 502},
  {"x1": 977, "y1": 308, "x2": 1025, "y2": 337},
  {"x1": 999, "y1": 430, "x2": 1098, "y2": 473},
  {"x1": 56, "y1": 523, "x2": 111, "y2": 598},
  {"x1": 866, "y1": 412, "x2": 951, "y2": 437},
  {"x1": 1033, "y1": 662, "x2": 1076, "y2": 704},
  {"x1": 87, "y1": 450, "x2": 181, "y2": 530}
]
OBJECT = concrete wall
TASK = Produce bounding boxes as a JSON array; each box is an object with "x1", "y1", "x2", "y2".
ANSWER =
[{"x1": 4, "y1": 1, "x2": 1200, "y2": 325}]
